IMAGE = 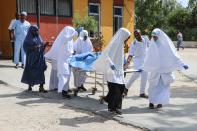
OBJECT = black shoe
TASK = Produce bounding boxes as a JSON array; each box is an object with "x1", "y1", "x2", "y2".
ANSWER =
[
  {"x1": 28, "y1": 85, "x2": 32, "y2": 91},
  {"x1": 78, "y1": 85, "x2": 87, "y2": 92},
  {"x1": 39, "y1": 85, "x2": 48, "y2": 93},
  {"x1": 62, "y1": 90, "x2": 71, "y2": 99},
  {"x1": 108, "y1": 109, "x2": 113, "y2": 112},
  {"x1": 68, "y1": 89, "x2": 72, "y2": 93},
  {"x1": 108, "y1": 109, "x2": 116, "y2": 114},
  {"x1": 15, "y1": 64, "x2": 19, "y2": 69},
  {"x1": 21, "y1": 64, "x2": 24, "y2": 69},
  {"x1": 149, "y1": 103, "x2": 154, "y2": 109},
  {"x1": 115, "y1": 109, "x2": 122, "y2": 115},
  {"x1": 123, "y1": 88, "x2": 128, "y2": 96},
  {"x1": 140, "y1": 93, "x2": 148, "y2": 98},
  {"x1": 157, "y1": 104, "x2": 162, "y2": 109}
]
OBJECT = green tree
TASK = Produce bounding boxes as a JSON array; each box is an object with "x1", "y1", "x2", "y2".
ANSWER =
[
  {"x1": 166, "y1": 7, "x2": 197, "y2": 41},
  {"x1": 187, "y1": 0, "x2": 197, "y2": 28},
  {"x1": 135, "y1": 0, "x2": 177, "y2": 35},
  {"x1": 72, "y1": 11, "x2": 104, "y2": 51},
  {"x1": 72, "y1": 11, "x2": 98, "y2": 34},
  {"x1": 167, "y1": 8, "x2": 190, "y2": 32},
  {"x1": 188, "y1": 0, "x2": 197, "y2": 10},
  {"x1": 135, "y1": 0, "x2": 196, "y2": 40}
]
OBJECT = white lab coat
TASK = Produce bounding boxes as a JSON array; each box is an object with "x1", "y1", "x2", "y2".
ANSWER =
[
  {"x1": 129, "y1": 37, "x2": 149, "y2": 70},
  {"x1": 11, "y1": 20, "x2": 30, "y2": 64},
  {"x1": 8, "y1": 19, "x2": 16, "y2": 30},
  {"x1": 126, "y1": 37, "x2": 149, "y2": 94},
  {"x1": 73, "y1": 36, "x2": 93, "y2": 87},
  {"x1": 57, "y1": 39, "x2": 74, "y2": 75},
  {"x1": 74, "y1": 38, "x2": 93, "y2": 54},
  {"x1": 93, "y1": 28, "x2": 131, "y2": 85}
]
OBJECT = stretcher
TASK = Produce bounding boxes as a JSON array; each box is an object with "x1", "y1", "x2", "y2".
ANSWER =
[
  {"x1": 68, "y1": 52, "x2": 140, "y2": 103},
  {"x1": 77, "y1": 68, "x2": 140, "y2": 104}
]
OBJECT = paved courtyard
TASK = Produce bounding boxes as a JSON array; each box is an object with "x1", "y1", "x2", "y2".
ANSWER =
[{"x1": 0, "y1": 48, "x2": 197, "y2": 131}]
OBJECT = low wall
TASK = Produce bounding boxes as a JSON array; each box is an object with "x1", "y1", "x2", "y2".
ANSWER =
[{"x1": 173, "y1": 41, "x2": 197, "y2": 48}]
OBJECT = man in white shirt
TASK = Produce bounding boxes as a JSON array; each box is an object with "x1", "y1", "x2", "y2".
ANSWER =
[
  {"x1": 73, "y1": 30, "x2": 93, "y2": 93},
  {"x1": 124, "y1": 29, "x2": 149, "y2": 98},
  {"x1": 8, "y1": 12, "x2": 20, "y2": 61},
  {"x1": 11, "y1": 11, "x2": 30, "y2": 68}
]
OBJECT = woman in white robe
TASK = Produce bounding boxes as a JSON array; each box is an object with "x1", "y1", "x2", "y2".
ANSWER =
[
  {"x1": 142, "y1": 28, "x2": 188, "y2": 109},
  {"x1": 92, "y1": 28, "x2": 131, "y2": 114},
  {"x1": 73, "y1": 30, "x2": 93, "y2": 92},
  {"x1": 45, "y1": 26, "x2": 78, "y2": 98}
]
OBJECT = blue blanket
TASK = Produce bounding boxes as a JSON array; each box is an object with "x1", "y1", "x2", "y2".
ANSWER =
[{"x1": 69, "y1": 52, "x2": 101, "y2": 71}]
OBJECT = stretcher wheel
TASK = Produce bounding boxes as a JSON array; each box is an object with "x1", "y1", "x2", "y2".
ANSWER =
[
  {"x1": 99, "y1": 98, "x2": 104, "y2": 104},
  {"x1": 73, "y1": 89, "x2": 78, "y2": 96},
  {"x1": 92, "y1": 87, "x2": 97, "y2": 95},
  {"x1": 99, "y1": 96, "x2": 105, "y2": 104}
]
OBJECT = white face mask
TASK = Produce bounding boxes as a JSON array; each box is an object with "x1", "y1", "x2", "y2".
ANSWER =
[{"x1": 155, "y1": 39, "x2": 160, "y2": 45}]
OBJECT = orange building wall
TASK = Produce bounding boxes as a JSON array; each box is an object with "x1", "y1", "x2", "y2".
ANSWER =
[
  {"x1": 124, "y1": 0, "x2": 135, "y2": 46},
  {"x1": 0, "y1": 0, "x2": 17, "y2": 58},
  {"x1": 73, "y1": 0, "x2": 88, "y2": 18},
  {"x1": 101, "y1": 0, "x2": 114, "y2": 47}
]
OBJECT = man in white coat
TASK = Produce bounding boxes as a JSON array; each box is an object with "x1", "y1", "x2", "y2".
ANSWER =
[
  {"x1": 143, "y1": 28, "x2": 188, "y2": 109},
  {"x1": 45, "y1": 26, "x2": 78, "y2": 99},
  {"x1": 73, "y1": 30, "x2": 93, "y2": 92},
  {"x1": 11, "y1": 11, "x2": 30, "y2": 68},
  {"x1": 8, "y1": 12, "x2": 20, "y2": 61},
  {"x1": 124, "y1": 29, "x2": 149, "y2": 98}
]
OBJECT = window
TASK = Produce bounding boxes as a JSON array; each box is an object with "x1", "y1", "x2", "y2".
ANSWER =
[
  {"x1": 18, "y1": 0, "x2": 72, "y2": 17},
  {"x1": 40, "y1": 0, "x2": 55, "y2": 15},
  {"x1": 18, "y1": 0, "x2": 36, "y2": 14},
  {"x1": 89, "y1": 3, "x2": 100, "y2": 35},
  {"x1": 113, "y1": 6, "x2": 123, "y2": 33},
  {"x1": 58, "y1": 0, "x2": 72, "y2": 17}
]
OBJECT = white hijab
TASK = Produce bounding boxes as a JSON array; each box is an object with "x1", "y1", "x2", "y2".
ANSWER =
[
  {"x1": 92, "y1": 28, "x2": 131, "y2": 75},
  {"x1": 143, "y1": 28, "x2": 184, "y2": 73},
  {"x1": 79, "y1": 30, "x2": 88, "y2": 39},
  {"x1": 45, "y1": 26, "x2": 77, "y2": 61},
  {"x1": 74, "y1": 30, "x2": 93, "y2": 54}
]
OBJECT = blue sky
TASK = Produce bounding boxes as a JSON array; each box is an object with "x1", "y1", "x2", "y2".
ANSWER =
[{"x1": 177, "y1": 0, "x2": 189, "y2": 7}]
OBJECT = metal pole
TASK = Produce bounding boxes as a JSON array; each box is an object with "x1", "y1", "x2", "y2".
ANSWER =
[
  {"x1": 36, "y1": 0, "x2": 40, "y2": 29},
  {"x1": 55, "y1": 0, "x2": 59, "y2": 34},
  {"x1": 16, "y1": 0, "x2": 20, "y2": 13}
]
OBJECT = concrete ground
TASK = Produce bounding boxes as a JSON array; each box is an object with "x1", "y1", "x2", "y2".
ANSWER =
[{"x1": 0, "y1": 48, "x2": 197, "y2": 131}]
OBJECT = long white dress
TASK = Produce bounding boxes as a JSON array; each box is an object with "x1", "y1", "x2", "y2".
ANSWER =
[
  {"x1": 45, "y1": 26, "x2": 78, "y2": 93},
  {"x1": 49, "y1": 60, "x2": 58, "y2": 90},
  {"x1": 143, "y1": 28, "x2": 186, "y2": 105}
]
